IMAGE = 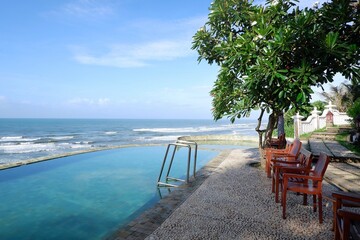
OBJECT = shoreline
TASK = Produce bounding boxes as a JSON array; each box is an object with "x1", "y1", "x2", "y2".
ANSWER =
[{"x1": 0, "y1": 134, "x2": 259, "y2": 171}]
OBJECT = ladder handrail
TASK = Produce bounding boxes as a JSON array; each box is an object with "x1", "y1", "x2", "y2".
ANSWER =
[
  {"x1": 176, "y1": 140, "x2": 198, "y2": 177},
  {"x1": 157, "y1": 140, "x2": 198, "y2": 187}
]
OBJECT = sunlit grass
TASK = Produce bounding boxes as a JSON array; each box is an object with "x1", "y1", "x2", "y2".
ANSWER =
[{"x1": 335, "y1": 131, "x2": 360, "y2": 156}]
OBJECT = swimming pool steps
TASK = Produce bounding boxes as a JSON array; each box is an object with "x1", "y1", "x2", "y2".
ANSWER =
[{"x1": 157, "y1": 140, "x2": 198, "y2": 187}]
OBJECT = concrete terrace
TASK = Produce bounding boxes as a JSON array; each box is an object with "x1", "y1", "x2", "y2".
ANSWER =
[{"x1": 109, "y1": 139, "x2": 360, "y2": 240}]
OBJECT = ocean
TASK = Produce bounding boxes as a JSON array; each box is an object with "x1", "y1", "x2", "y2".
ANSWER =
[{"x1": 0, "y1": 118, "x2": 262, "y2": 164}]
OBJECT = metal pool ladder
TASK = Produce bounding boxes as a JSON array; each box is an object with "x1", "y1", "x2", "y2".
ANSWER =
[{"x1": 157, "y1": 140, "x2": 198, "y2": 187}]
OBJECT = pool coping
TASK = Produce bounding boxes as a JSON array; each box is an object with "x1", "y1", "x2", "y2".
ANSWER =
[{"x1": 105, "y1": 149, "x2": 233, "y2": 240}]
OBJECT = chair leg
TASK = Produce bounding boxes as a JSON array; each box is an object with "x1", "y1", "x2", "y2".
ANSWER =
[
  {"x1": 279, "y1": 181, "x2": 283, "y2": 204},
  {"x1": 313, "y1": 194, "x2": 317, "y2": 212},
  {"x1": 332, "y1": 200, "x2": 338, "y2": 232},
  {"x1": 282, "y1": 189, "x2": 287, "y2": 219},
  {"x1": 335, "y1": 217, "x2": 341, "y2": 239},
  {"x1": 303, "y1": 193, "x2": 308, "y2": 205},
  {"x1": 267, "y1": 163, "x2": 271, "y2": 178},
  {"x1": 318, "y1": 194, "x2": 323, "y2": 224},
  {"x1": 275, "y1": 173, "x2": 280, "y2": 203},
  {"x1": 265, "y1": 155, "x2": 270, "y2": 177}
]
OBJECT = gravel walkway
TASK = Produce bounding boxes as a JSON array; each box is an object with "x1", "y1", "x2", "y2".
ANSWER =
[{"x1": 146, "y1": 148, "x2": 336, "y2": 240}]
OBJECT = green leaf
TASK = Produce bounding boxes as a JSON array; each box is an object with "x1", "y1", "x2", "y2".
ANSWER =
[
  {"x1": 325, "y1": 31, "x2": 339, "y2": 50},
  {"x1": 296, "y1": 92, "x2": 303, "y2": 102},
  {"x1": 279, "y1": 91, "x2": 284, "y2": 98},
  {"x1": 275, "y1": 72, "x2": 286, "y2": 80}
]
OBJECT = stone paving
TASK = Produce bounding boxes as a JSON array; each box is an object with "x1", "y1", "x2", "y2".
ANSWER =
[{"x1": 308, "y1": 137, "x2": 360, "y2": 160}]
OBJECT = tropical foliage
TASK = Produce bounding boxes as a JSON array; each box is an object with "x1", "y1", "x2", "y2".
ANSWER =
[
  {"x1": 320, "y1": 81, "x2": 360, "y2": 112},
  {"x1": 192, "y1": 0, "x2": 360, "y2": 146},
  {"x1": 347, "y1": 98, "x2": 360, "y2": 119}
]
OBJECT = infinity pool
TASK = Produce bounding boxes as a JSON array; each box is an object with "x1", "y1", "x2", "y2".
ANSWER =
[{"x1": 0, "y1": 145, "x2": 220, "y2": 240}]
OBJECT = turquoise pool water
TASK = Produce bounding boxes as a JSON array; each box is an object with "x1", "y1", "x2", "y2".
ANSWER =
[{"x1": 0, "y1": 146, "x2": 219, "y2": 240}]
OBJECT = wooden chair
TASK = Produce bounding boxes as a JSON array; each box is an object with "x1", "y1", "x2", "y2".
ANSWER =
[
  {"x1": 271, "y1": 148, "x2": 313, "y2": 203},
  {"x1": 265, "y1": 138, "x2": 302, "y2": 178},
  {"x1": 282, "y1": 152, "x2": 330, "y2": 223},
  {"x1": 270, "y1": 133, "x2": 286, "y2": 149},
  {"x1": 332, "y1": 191, "x2": 360, "y2": 240},
  {"x1": 263, "y1": 142, "x2": 293, "y2": 177}
]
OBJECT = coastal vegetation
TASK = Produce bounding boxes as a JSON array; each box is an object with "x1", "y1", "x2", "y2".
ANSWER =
[{"x1": 192, "y1": 0, "x2": 360, "y2": 148}]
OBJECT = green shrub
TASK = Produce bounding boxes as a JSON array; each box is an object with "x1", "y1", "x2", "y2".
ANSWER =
[{"x1": 347, "y1": 98, "x2": 360, "y2": 119}]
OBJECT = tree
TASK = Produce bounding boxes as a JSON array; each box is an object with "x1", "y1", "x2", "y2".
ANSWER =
[
  {"x1": 320, "y1": 83, "x2": 353, "y2": 111},
  {"x1": 344, "y1": 80, "x2": 360, "y2": 102},
  {"x1": 192, "y1": 0, "x2": 360, "y2": 148},
  {"x1": 320, "y1": 80, "x2": 360, "y2": 112}
]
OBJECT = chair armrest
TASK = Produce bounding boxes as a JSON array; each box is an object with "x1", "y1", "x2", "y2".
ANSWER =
[
  {"x1": 332, "y1": 191, "x2": 360, "y2": 205},
  {"x1": 271, "y1": 159, "x2": 299, "y2": 164},
  {"x1": 283, "y1": 173, "x2": 322, "y2": 181},
  {"x1": 271, "y1": 152, "x2": 294, "y2": 156},
  {"x1": 280, "y1": 166, "x2": 308, "y2": 174},
  {"x1": 265, "y1": 149, "x2": 288, "y2": 154},
  {"x1": 271, "y1": 155, "x2": 296, "y2": 162},
  {"x1": 337, "y1": 209, "x2": 360, "y2": 221}
]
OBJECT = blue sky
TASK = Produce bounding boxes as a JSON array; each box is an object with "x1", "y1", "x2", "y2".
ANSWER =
[{"x1": 0, "y1": 0, "x2": 344, "y2": 119}]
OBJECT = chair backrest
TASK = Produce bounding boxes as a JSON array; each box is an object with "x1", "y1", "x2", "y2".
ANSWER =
[
  {"x1": 284, "y1": 142, "x2": 292, "y2": 152},
  {"x1": 312, "y1": 152, "x2": 330, "y2": 178},
  {"x1": 332, "y1": 191, "x2": 360, "y2": 240},
  {"x1": 278, "y1": 133, "x2": 286, "y2": 149},
  {"x1": 289, "y1": 138, "x2": 302, "y2": 156},
  {"x1": 298, "y1": 148, "x2": 313, "y2": 170}
]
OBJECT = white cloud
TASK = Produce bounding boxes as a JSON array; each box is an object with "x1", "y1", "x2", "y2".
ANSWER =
[
  {"x1": 62, "y1": 0, "x2": 114, "y2": 17},
  {"x1": 73, "y1": 39, "x2": 194, "y2": 68},
  {"x1": 70, "y1": 14, "x2": 205, "y2": 68},
  {"x1": 67, "y1": 97, "x2": 111, "y2": 106}
]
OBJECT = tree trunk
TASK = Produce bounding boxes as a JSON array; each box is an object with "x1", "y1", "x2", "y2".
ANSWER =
[
  {"x1": 264, "y1": 112, "x2": 278, "y2": 147},
  {"x1": 277, "y1": 111, "x2": 285, "y2": 137},
  {"x1": 255, "y1": 108, "x2": 267, "y2": 167},
  {"x1": 255, "y1": 108, "x2": 266, "y2": 149}
]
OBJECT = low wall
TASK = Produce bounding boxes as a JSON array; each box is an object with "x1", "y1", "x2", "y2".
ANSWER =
[
  {"x1": 178, "y1": 135, "x2": 259, "y2": 144},
  {"x1": 296, "y1": 101, "x2": 352, "y2": 137}
]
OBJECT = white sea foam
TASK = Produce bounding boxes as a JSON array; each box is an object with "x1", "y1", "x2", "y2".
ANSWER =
[
  {"x1": 0, "y1": 136, "x2": 40, "y2": 142},
  {"x1": 0, "y1": 136, "x2": 23, "y2": 141},
  {"x1": 136, "y1": 135, "x2": 180, "y2": 142},
  {"x1": 133, "y1": 123, "x2": 259, "y2": 134},
  {"x1": 49, "y1": 136, "x2": 74, "y2": 141},
  {"x1": 71, "y1": 144, "x2": 92, "y2": 149},
  {"x1": 105, "y1": 131, "x2": 117, "y2": 135},
  {"x1": 0, "y1": 143, "x2": 57, "y2": 154},
  {"x1": 133, "y1": 126, "x2": 225, "y2": 133},
  {"x1": 74, "y1": 141, "x2": 93, "y2": 144},
  {"x1": 0, "y1": 141, "x2": 93, "y2": 154}
]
